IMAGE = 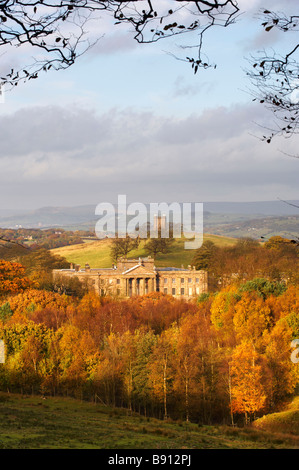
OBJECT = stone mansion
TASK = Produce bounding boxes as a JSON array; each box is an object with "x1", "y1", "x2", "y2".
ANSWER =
[{"x1": 53, "y1": 257, "x2": 208, "y2": 299}]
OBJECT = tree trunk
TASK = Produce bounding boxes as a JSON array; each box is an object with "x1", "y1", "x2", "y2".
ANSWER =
[
  {"x1": 163, "y1": 359, "x2": 167, "y2": 419},
  {"x1": 228, "y1": 364, "x2": 235, "y2": 426}
]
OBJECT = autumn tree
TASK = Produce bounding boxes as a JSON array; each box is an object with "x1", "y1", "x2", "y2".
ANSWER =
[
  {"x1": 132, "y1": 329, "x2": 157, "y2": 416},
  {"x1": 19, "y1": 248, "x2": 70, "y2": 291},
  {"x1": 233, "y1": 291, "x2": 274, "y2": 349},
  {"x1": 0, "y1": 322, "x2": 53, "y2": 394},
  {"x1": 263, "y1": 321, "x2": 297, "y2": 408},
  {"x1": 94, "y1": 332, "x2": 125, "y2": 407},
  {"x1": 147, "y1": 326, "x2": 178, "y2": 419},
  {"x1": 19, "y1": 335, "x2": 45, "y2": 394},
  {"x1": 58, "y1": 324, "x2": 98, "y2": 398},
  {"x1": 230, "y1": 343, "x2": 267, "y2": 424},
  {"x1": 264, "y1": 236, "x2": 293, "y2": 250},
  {"x1": 119, "y1": 331, "x2": 137, "y2": 411},
  {"x1": 2, "y1": 288, "x2": 72, "y2": 320},
  {"x1": 174, "y1": 310, "x2": 215, "y2": 423},
  {"x1": 210, "y1": 287, "x2": 239, "y2": 347},
  {"x1": 0, "y1": 260, "x2": 32, "y2": 298}
]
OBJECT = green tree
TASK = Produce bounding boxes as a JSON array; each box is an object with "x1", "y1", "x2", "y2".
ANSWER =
[
  {"x1": 191, "y1": 240, "x2": 216, "y2": 270},
  {"x1": 238, "y1": 278, "x2": 287, "y2": 300},
  {"x1": 110, "y1": 236, "x2": 140, "y2": 262},
  {"x1": 144, "y1": 235, "x2": 174, "y2": 259},
  {"x1": 0, "y1": 302, "x2": 13, "y2": 323}
]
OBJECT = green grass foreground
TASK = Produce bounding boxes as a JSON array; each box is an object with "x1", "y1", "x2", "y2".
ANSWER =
[{"x1": 0, "y1": 393, "x2": 298, "y2": 449}]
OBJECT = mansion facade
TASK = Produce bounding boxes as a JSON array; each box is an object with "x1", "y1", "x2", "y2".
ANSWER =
[{"x1": 53, "y1": 257, "x2": 208, "y2": 299}]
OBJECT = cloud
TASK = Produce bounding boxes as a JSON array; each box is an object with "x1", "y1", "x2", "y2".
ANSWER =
[
  {"x1": 172, "y1": 75, "x2": 214, "y2": 98},
  {"x1": 0, "y1": 102, "x2": 298, "y2": 210},
  {"x1": 239, "y1": 0, "x2": 299, "y2": 13},
  {"x1": 242, "y1": 28, "x2": 281, "y2": 52},
  {"x1": 87, "y1": 32, "x2": 139, "y2": 56},
  {"x1": 0, "y1": 106, "x2": 112, "y2": 156}
]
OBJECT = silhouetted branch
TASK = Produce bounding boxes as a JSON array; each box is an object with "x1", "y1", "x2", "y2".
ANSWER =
[
  {"x1": 0, "y1": 1, "x2": 240, "y2": 85},
  {"x1": 247, "y1": 9, "x2": 299, "y2": 142}
]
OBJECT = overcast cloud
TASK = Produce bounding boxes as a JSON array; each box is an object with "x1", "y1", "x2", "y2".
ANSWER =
[{"x1": 1, "y1": 102, "x2": 298, "y2": 210}]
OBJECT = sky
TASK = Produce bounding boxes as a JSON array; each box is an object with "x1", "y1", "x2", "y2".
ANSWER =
[{"x1": 1, "y1": 0, "x2": 299, "y2": 211}]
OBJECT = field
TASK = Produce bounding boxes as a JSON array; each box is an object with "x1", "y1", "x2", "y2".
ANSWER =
[
  {"x1": 51, "y1": 234, "x2": 237, "y2": 268},
  {"x1": 0, "y1": 393, "x2": 298, "y2": 449}
]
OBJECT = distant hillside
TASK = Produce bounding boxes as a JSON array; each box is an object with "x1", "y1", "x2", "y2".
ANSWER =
[
  {"x1": 0, "y1": 201, "x2": 298, "y2": 239},
  {"x1": 204, "y1": 200, "x2": 299, "y2": 216},
  {"x1": 205, "y1": 215, "x2": 299, "y2": 240},
  {"x1": 0, "y1": 205, "x2": 97, "y2": 229}
]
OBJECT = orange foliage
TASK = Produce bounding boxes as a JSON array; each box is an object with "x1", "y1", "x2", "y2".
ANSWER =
[
  {"x1": 233, "y1": 292, "x2": 273, "y2": 345},
  {"x1": 0, "y1": 260, "x2": 32, "y2": 296},
  {"x1": 230, "y1": 343, "x2": 267, "y2": 422},
  {"x1": 3, "y1": 288, "x2": 72, "y2": 317}
]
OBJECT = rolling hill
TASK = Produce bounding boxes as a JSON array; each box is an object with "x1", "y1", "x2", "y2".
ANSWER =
[{"x1": 51, "y1": 234, "x2": 237, "y2": 269}]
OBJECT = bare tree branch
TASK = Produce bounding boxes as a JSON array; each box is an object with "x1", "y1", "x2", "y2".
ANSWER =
[
  {"x1": 247, "y1": 9, "x2": 299, "y2": 142},
  {"x1": 0, "y1": 1, "x2": 240, "y2": 85}
]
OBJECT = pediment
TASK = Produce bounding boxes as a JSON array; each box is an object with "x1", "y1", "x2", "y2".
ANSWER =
[{"x1": 122, "y1": 264, "x2": 155, "y2": 276}]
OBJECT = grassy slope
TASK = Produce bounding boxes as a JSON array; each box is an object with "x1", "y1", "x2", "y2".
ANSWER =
[
  {"x1": 252, "y1": 397, "x2": 299, "y2": 436},
  {"x1": 0, "y1": 393, "x2": 298, "y2": 449},
  {"x1": 51, "y1": 234, "x2": 237, "y2": 269}
]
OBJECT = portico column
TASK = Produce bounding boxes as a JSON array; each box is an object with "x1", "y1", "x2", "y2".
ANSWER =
[
  {"x1": 121, "y1": 278, "x2": 126, "y2": 296},
  {"x1": 132, "y1": 278, "x2": 137, "y2": 296},
  {"x1": 148, "y1": 277, "x2": 154, "y2": 293},
  {"x1": 140, "y1": 278, "x2": 145, "y2": 296}
]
